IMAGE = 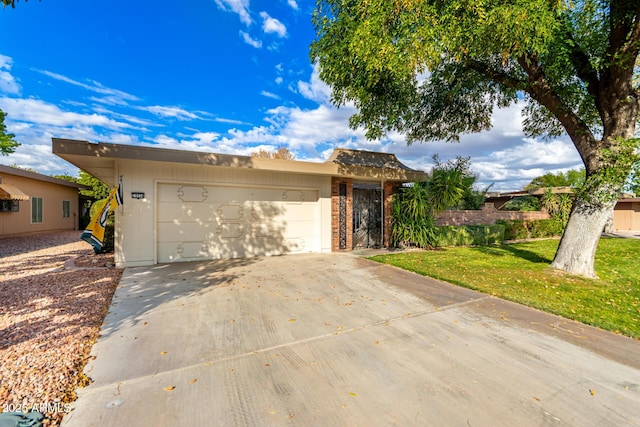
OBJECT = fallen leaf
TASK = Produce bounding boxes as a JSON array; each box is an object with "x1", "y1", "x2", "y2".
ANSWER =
[
  {"x1": 164, "y1": 386, "x2": 175, "y2": 391},
  {"x1": 160, "y1": 351, "x2": 167, "y2": 355},
  {"x1": 590, "y1": 389, "x2": 596, "y2": 396},
  {"x1": 533, "y1": 397, "x2": 540, "y2": 401},
  {"x1": 265, "y1": 363, "x2": 271, "y2": 367},
  {"x1": 349, "y1": 392, "x2": 357, "y2": 397},
  {"x1": 288, "y1": 318, "x2": 296, "y2": 322},
  {"x1": 189, "y1": 378, "x2": 197, "y2": 384}
]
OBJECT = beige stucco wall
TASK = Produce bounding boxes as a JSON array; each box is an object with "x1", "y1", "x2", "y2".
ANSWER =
[
  {"x1": 0, "y1": 173, "x2": 79, "y2": 236},
  {"x1": 114, "y1": 159, "x2": 333, "y2": 267},
  {"x1": 613, "y1": 201, "x2": 640, "y2": 231}
]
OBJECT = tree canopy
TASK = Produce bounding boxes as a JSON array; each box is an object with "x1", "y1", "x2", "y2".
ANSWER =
[
  {"x1": 251, "y1": 147, "x2": 296, "y2": 160},
  {"x1": 312, "y1": 0, "x2": 640, "y2": 277},
  {"x1": 0, "y1": 110, "x2": 20, "y2": 156},
  {"x1": 524, "y1": 168, "x2": 586, "y2": 190}
]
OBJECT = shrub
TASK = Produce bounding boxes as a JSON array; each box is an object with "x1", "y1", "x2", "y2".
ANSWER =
[
  {"x1": 435, "y1": 225, "x2": 505, "y2": 247},
  {"x1": 497, "y1": 219, "x2": 564, "y2": 240},
  {"x1": 102, "y1": 224, "x2": 115, "y2": 253}
]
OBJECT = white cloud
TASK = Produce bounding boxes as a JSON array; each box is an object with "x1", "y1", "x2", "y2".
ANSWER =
[
  {"x1": 36, "y1": 70, "x2": 139, "y2": 104},
  {"x1": 260, "y1": 12, "x2": 287, "y2": 37},
  {"x1": 0, "y1": 97, "x2": 135, "y2": 130},
  {"x1": 139, "y1": 105, "x2": 201, "y2": 121},
  {"x1": 296, "y1": 65, "x2": 331, "y2": 104},
  {"x1": 214, "y1": 0, "x2": 252, "y2": 25},
  {"x1": 287, "y1": 0, "x2": 299, "y2": 10},
  {"x1": 275, "y1": 76, "x2": 283, "y2": 85},
  {"x1": 0, "y1": 54, "x2": 21, "y2": 95},
  {"x1": 261, "y1": 90, "x2": 280, "y2": 100},
  {"x1": 240, "y1": 31, "x2": 262, "y2": 48}
]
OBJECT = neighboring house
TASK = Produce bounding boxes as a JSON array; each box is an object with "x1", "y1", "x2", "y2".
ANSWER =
[
  {"x1": 613, "y1": 197, "x2": 640, "y2": 231},
  {"x1": 484, "y1": 189, "x2": 640, "y2": 232},
  {"x1": 0, "y1": 165, "x2": 87, "y2": 237},
  {"x1": 52, "y1": 138, "x2": 427, "y2": 268}
]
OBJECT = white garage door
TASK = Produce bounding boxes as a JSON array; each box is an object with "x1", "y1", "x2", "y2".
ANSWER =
[{"x1": 157, "y1": 183, "x2": 320, "y2": 263}]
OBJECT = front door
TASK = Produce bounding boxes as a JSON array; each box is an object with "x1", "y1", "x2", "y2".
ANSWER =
[{"x1": 352, "y1": 185, "x2": 382, "y2": 249}]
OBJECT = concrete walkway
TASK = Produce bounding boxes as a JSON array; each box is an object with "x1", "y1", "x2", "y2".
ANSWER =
[{"x1": 62, "y1": 253, "x2": 640, "y2": 426}]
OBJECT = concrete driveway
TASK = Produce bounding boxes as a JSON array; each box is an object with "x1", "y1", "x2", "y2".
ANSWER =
[{"x1": 62, "y1": 253, "x2": 640, "y2": 427}]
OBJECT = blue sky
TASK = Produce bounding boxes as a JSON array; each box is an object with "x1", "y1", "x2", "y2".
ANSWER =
[{"x1": 0, "y1": 0, "x2": 583, "y2": 190}]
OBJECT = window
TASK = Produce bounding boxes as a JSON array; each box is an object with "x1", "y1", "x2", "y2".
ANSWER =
[
  {"x1": 31, "y1": 197, "x2": 43, "y2": 224},
  {"x1": 62, "y1": 200, "x2": 70, "y2": 218},
  {"x1": 0, "y1": 200, "x2": 19, "y2": 212}
]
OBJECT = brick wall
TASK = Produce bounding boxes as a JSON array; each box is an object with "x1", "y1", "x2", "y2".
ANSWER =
[
  {"x1": 383, "y1": 181, "x2": 402, "y2": 247},
  {"x1": 435, "y1": 203, "x2": 551, "y2": 226}
]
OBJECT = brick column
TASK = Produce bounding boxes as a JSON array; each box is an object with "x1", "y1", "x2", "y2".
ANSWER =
[
  {"x1": 331, "y1": 177, "x2": 353, "y2": 252},
  {"x1": 383, "y1": 181, "x2": 402, "y2": 248}
]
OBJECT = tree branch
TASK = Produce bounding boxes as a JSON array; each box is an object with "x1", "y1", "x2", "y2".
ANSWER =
[
  {"x1": 564, "y1": 30, "x2": 600, "y2": 99},
  {"x1": 516, "y1": 54, "x2": 599, "y2": 169}
]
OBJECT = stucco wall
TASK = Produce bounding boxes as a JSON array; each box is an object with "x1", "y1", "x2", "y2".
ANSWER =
[
  {"x1": 114, "y1": 159, "x2": 333, "y2": 267},
  {"x1": 0, "y1": 173, "x2": 79, "y2": 236},
  {"x1": 613, "y1": 201, "x2": 640, "y2": 231}
]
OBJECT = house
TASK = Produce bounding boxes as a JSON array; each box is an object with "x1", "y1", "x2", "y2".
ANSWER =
[
  {"x1": 484, "y1": 189, "x2": 640, "y2": 232},
  {"x1": 52, "y1": 138, "x2": 427, "y2": 268},
  {"x1": 613, "y1": 197, "x2": 640, "y2": 231},
  {"x1": 0, "y1": 165, "x2": 87, "y2": 236}
]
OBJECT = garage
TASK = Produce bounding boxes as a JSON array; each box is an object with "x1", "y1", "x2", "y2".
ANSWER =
[
  {"x1": 157, "y1": 183, "x2": 320, "y2": 262},
  {"x1": 53, "y1": 138, "x2": 427, "y2": 267}
]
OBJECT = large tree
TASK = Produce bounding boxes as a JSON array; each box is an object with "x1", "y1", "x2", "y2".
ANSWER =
[
  {"x1": 311, "y1": 0, "x2": 640, "y2": 278},
  {"x1": 0, "y1": 110, "x2": 20, "y2": 156}
]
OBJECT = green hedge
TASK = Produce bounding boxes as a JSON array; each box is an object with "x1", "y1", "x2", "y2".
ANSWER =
[
  {"x1": 496, "y1": 219, "x2": 565, "y2": 240},
  {"x1": 102, "y1": 224, "x2": 115, "y2": 253},
  {"x1": 435, "y1": 224, "x2": 505, "y2": 247}
]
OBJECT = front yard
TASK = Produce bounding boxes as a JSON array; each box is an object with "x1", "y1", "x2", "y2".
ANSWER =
[
  {"x1": 0, "y1": 231, "x2": 122, "y2": 426},
  {"x1": 371, "y1": 237, "x2": 640, "y2": 339}
]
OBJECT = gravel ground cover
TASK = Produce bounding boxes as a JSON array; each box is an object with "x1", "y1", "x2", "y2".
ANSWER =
[{"x1": 0, "y1": 231, "x2": 123, "y2": 426}]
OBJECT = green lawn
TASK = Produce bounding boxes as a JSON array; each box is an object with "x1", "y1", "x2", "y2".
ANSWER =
[{"x1": 369, "y1": 237, "x2": 640, "y2": 339}]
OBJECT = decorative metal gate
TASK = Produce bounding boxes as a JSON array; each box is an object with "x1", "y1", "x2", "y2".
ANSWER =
[{"x1": 352, "y1": 185, "x2": 382, "y2": 249}]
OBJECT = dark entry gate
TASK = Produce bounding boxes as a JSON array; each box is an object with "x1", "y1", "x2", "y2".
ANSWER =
[{"x1": 352, "y1": 184, "x2": 382, "y2": 249}]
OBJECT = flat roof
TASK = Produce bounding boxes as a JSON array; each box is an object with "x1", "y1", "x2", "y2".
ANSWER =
[{"x1": 52, "y1": 138, "x2": 427, "y2": 186}]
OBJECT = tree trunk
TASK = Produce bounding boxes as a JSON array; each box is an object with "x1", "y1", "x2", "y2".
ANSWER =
[{"x1": 549, "y1": 198, "x2": 615, "y2": 278}]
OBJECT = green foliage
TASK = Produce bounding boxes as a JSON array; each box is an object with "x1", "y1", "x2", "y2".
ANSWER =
[
  {"x1": 541, "y1": 189, "x2": 573, "y2": 224},
  {"x1": 390, "y1": 156, "x2": 480, "y2": 248},
  {"x1": 311, "y1": 0, "x2": 639, "y2": 143},
  {"x1": 578, "y1": 138, "x2": 640, "y2": 206},
  {"x1": 623, "y1": 161, "x2": 640, "y2": 196},
  {"x1": 102, "y1": 224, "x2": 115, "y2": 253},
  {"x1": 78, "y1": 170, "x2": 110, "y2": 200},
  {"x1": 370, "y1": 238, "x2": 640, "y2": 338},
  {"x1": 0, "y1": 110, "x2": 20, "y2": 156},
  {"x1": 1, "y1": 0, "x2": 35, "y2": 8},
  {"x1": 525, "y1": 168, "x2": 585, "y2": 190},
  {"x1": 497, "y1": 219, "x2": 565, "y2": 240},
  {"x1": 435, "y1": 225, "x2": 505, "y2": 247},
  {"x1": 502, "y1": 196, "x2": 541, "y2": 211}
]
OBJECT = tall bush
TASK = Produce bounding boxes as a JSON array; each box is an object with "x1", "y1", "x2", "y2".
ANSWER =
[{"x1": 390, "y1": 156, "x2": 481, "y2": 248}]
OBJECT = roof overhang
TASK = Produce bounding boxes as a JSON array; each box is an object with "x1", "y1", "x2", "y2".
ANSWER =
[{"x1": 52, "y1": 138, "x2": 427, "y2": 186}]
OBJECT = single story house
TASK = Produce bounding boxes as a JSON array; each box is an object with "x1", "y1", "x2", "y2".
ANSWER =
[
  {"x1": 613, "y1": 197, "x2": 640, "y2": 231},
  {"x1": 52, "y1": 138, "x2": 427, "y2": 268},
  {"x1": 485, "y1": 188, "x2": 640, "y2": 232},
  {"x1": 0, "y1": 164, "x2": 87, "y2": 236}
]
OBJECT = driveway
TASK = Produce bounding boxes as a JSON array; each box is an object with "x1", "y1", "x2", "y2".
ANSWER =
[{"x1": 62, "y1": 253, "x2": 640, "y2": 426}]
